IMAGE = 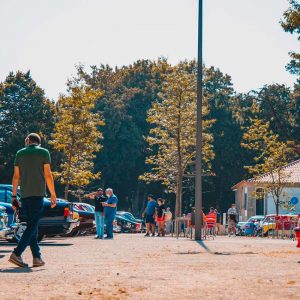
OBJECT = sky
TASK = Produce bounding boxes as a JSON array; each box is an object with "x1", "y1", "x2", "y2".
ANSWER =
[{"x1": 0, "y1": 0, "x2": 298, "y2": 100}]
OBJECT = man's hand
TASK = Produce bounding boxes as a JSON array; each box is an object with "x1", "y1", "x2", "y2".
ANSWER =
[
  {"x1": 12, "y1": 198, "x2": 21, "y2": 210},
  {"x1": 50, "y1": 194, "x2": 57, "y2": 208}
]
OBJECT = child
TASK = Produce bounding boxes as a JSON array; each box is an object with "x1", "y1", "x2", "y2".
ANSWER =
[{"x1": 156, "y1": 198, "x2": 166, "y2": 237}]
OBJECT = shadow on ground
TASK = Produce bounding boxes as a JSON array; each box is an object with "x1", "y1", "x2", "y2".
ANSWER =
[
  {"x1": 0, "y1": 241, "x2": 73, "y2": 247},
  {"x1": 0, "y1": 267, "x2": 46, "y2": 273},
  {"x1": 194, "y1": 240, "x2": 258, "y2": 255}
]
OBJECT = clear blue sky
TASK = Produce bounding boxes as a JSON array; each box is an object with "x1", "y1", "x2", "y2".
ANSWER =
[{"x1": 0, "y1": 0, "x2": 298, "y2": 100}]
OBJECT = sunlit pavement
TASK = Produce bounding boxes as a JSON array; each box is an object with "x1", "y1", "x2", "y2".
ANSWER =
[{"x1": 0, "y1": 234, "x2": 299, "y2": 300}]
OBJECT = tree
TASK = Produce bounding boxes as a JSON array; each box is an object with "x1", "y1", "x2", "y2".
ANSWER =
[
  {"x1": 0, "y1": 71, "x2": 54, "y2": 182},
  {"x1": 140, "y1": 62, "x2": 214, "y2": 217},
  {"x1": 50, "y1": 87, "x2": 104, "y2": 200},
  {"x1": 204, "y1": 66, "x2": 244, "y2": 212},
  {"x1": 280, "y1": 0, "x2": 300, "y2": 82},
  {"x1": 241, "y1": 105, "x2": 296, "y2": 215},
  {"x1": 72, "y1": 60, "x2": 169, "y2": 213}
]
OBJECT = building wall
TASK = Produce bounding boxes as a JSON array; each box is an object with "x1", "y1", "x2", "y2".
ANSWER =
[
  {"x1": 234, "y1": 185, "x2": 255, "y2": 221},
  {"x1": 235, "y1": 186, "x2": 300, "y2": 219},
  {"x1": 266, "y1": 187, "x2": 300, "y2": 215}
]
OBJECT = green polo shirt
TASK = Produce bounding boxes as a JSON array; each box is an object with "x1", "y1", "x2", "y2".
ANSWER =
[{"x1": 14, "y1": 144, "x2": 51, "y2": 198}]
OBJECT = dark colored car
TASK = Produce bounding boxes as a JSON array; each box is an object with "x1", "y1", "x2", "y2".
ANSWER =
[
  {"x1": 115, "y1": 211, "x2": 143, "y2": 233},
  {"x1": 0, "y1": 184, "x2": 79, "y2": 242},
  {"x1": 61, "y1": 202, "x2": 95, "y2": 236}
]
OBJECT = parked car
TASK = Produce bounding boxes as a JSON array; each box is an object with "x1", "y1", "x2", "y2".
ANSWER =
[
  {"x1": 0, "y1": 205, "x2": 10, "y2": 238},
  {"x1": 260, "y1": 214, "x2": 299, "y2": 236},
  {"x1": 236, "y1": 215, "x2": 264, "y2": 235},
  {"x1": 0, "y1": 184, "x2": 79, "y2": 242},
  {"x1": 62, "y1": 202, "x2": 95, "y2": 236},
  {"x1": 115, "y1": 211, "x2": 143, "y2": 233}
]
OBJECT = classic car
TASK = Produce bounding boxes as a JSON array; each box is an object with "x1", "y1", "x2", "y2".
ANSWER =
[
  {"x1": 236, "y1": 215, "x2": 264, "y2": 235},
  {"x1": 260, "y1": 214, "x2": 299, "y2": 236},
  {"x1": 115, "y1": 211, "x2": 144, "y2": 233},
  {"x1": 61, "y1": 201, "x2": 95, "y2": 236},
  {"x1": 0, "y1": 184, "x2": 79, "y2": 242},
  {"x1": 0, "y1": 205, "x2": 10, "y2": 238}
]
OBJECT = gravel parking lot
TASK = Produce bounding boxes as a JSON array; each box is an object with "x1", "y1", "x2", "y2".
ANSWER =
[{"x1": 0, "y1": 235, "x2": 299, "y2": 300}]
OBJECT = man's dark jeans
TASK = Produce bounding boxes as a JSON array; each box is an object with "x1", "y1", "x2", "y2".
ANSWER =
[
  {"x1": 14, "y1": 196, "x2": 44, "y2": 258},
  {"x1": 105, "y1": 213, "x2": 115, "y2": 238}
]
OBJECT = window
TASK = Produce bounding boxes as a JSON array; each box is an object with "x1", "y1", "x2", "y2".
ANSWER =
[{"x1": 244, "y1": 188, "x2": 248, "y2": 210}]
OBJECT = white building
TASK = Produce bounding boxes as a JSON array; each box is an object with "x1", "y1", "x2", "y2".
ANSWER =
[{"x1": 231, "y1": 159, "x2": 300, "y2": 221}]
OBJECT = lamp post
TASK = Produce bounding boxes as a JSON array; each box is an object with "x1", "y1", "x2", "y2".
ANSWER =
[{"x1": 194, "y1": 0, "x2": 203, "y2": 240}]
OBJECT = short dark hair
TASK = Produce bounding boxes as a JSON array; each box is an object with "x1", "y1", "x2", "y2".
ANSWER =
[
  {"x1": 157, "y1": 198, "x2": 165, "y2": 204},
  {"x1": 26, "y1": 133, "x2": 41, "y2": 145},
  {"x1": 148, "y1": 194, "x2": 154, "y2": 199}
]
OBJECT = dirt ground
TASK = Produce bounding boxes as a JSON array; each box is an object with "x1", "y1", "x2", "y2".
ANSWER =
[{"x1": 0, "y1": 234, "x2": 299, "y2": 300}]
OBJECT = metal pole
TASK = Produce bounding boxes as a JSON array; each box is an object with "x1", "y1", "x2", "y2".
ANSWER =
[{"x1": 194, "y1": 0, "x2": 203, "y2": 240}]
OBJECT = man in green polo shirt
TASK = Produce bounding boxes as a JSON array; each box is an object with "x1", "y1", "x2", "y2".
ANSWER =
[{"x1": 9, "y1": 133, "x2": 57, "y2": 268}]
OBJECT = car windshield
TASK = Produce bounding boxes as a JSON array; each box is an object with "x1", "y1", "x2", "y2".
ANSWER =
[
  {"x1": 118, "y1": 212, "x2": 135, "y2": 220},
  {"x1": 124, "y1": 213, "x2": 135, "y2": 220}
]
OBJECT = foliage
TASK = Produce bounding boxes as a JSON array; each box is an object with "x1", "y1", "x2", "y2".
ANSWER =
[
  {"x1": 0, "y1": 71, "x2": 54, "y2": 182},
  {"x1": 280, "y1": 0, "x2": 300, "y2": 82},
  {"x1": 72, "y1": 59, "x2": 169, "y2": 212},
  {"x1": 50, "y1": 87, "x2": 104, "y2": 199},
  {"x1": 241, "y1": 104, "x2": 297, "y2": 214},
  {"x1": 140, "y1": 61, "x2": 215, "y2": 216}
]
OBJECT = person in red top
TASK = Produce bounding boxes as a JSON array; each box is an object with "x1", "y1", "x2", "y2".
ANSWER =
[{"x1": 156, "y1": 198, "x2": 166, "y2": 237}]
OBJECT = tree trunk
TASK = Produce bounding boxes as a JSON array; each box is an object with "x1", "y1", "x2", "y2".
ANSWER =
[
  {"x1": 64, "y1": 183, "x2": 70, "y2": 200},
  {"x1": 275, "y1": 199, "x2": 279, "y2": 216},
  {"x1": 175, "y1": 171, "x2": 183, "y2": 217}
]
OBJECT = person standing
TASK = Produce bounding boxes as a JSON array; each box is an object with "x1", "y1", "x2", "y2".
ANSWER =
[
  {"x1": 9, "y1": 133, "x2": 56, "y2": 268},
  {"x1": 102, "y1": 188, "x2": 118, "y2": 239},
  {"x1": 227, "y1": 203, "x2": 238, "y2": 236},
  {"x1": 87, "y1": 188, "x2": 106, "y2": 239},
  {"x1": 156, "y1": 198, "x2": 166, "y2": 237},
  {"x1": 164, "y1": 207, "x2": 173, "y2": 235},
  {"x1": 142, "y1": 194, "x2": 157, "y2": 237}
]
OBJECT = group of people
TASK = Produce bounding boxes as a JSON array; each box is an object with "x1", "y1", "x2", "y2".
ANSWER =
[
  {"x1": 142, "y1": 194, "x2": 173, "y2": 237},
  {"x1": 8, "y1": 133, "x2": 119, "y2": 268},
  {"x1": 87, "y1": 188, "x2": 118, "y2": 240}
]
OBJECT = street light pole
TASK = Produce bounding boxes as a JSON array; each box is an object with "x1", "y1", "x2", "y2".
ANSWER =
[{"x1": 194, "y1": 0, "x2": 203, "y2": 240}]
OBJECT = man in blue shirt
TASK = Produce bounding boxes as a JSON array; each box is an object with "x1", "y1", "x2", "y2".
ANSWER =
[
  {"x1": 142, "y1": 194, "x2": 157, "y2": 237},
  {"x1": 102, "y1": 188, "x2": 118, "y2": 239}
]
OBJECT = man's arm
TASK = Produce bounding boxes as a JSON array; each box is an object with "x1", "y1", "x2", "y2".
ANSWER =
[
  {"x1": 103, "y1": 196, "x2": 117, "y2": 208},
  {"x1": 86, "y1": 192, "x2": 97, "y2": 199},
  {"x1": 103, "y1": 203, "x2": 116, "y2": 208},
  {"x1": 12, "y1": 166, "x2": 20, "y2": 196},
  {"x1": 44, "y1": 164, "x2": 56, "y2": 208},
  {"x1": 12, "y1": 166, "x2": 20, "y2": 209}
]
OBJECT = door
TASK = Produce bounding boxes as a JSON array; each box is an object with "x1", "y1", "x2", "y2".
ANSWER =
[{"x1": 256, "y1": 188, "x2": 264, "y2": 215}]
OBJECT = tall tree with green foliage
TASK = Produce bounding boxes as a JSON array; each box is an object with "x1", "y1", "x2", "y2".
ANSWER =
[
  {"x1": 204, "y1": 66, "x2": 245, "y2": 211},
  {"x1": 281, "y1": 0, "x2": 300, "y2": 82},
  {"x1": 72, "y1": 59, "x2": 169, "y2": 213},
  {"x1": 140, "y1": 62, "x2": 214, "y2": 217},
  {"x1": 241, "y1": 105, "x2": 296, "y2": 215},
  {"x1": 50, "y1": 87, "x2": 104, "y2": 200},
  {"x1": 0, "y1": 71, "x2": 54, "y2": 182}
]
